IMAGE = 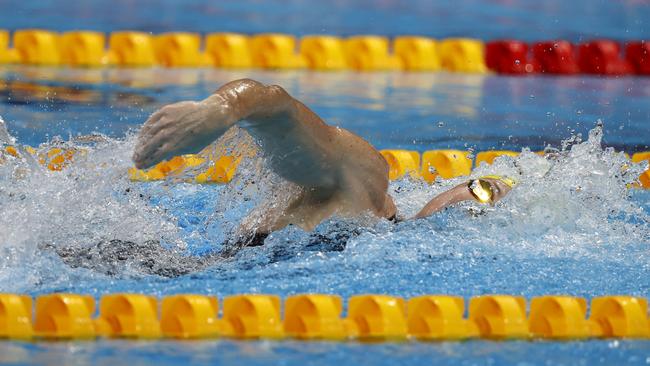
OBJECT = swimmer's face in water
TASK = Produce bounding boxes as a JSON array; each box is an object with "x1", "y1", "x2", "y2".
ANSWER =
[{"x1": 469, "y1": 177, "x2": 513, "y2": 203}]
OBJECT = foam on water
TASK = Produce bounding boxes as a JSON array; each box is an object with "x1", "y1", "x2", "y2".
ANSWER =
[
  {"x1": 0, "y1": 116, "x2": 648, "y2": 296},
  {"x1": 394, "y1": 124, "x2": 650, "y2": 258}
]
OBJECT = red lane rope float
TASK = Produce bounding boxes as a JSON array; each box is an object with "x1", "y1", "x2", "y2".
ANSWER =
[
  {"x1": 577, "y1": 40, "x2": 634, "y2": 76},
  {"x1": 626, "y1": 42, "x2": 650, "y2": 74},
  {"x1": 485, "y1": 39, "x2": 648, "y2": 76},
  {"x1": 486, "y1": 40, "x2": 538, "y2": 74}
]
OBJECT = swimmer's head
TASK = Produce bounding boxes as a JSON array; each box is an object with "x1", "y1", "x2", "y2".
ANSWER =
[{"x1": 469, "y1": 176, "x2": 516, "y2": 204}]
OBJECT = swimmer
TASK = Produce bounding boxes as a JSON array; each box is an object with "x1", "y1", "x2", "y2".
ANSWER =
[{"x1": 133, "y1": 79, "x2": 514, "y2": 246}]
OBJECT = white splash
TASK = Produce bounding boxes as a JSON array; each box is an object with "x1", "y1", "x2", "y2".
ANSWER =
[
  {"x1": 386, "y1": 123, "x2": 649, "y2": 260},
  {"x1": 0, "y1": 119, "x2": 648, "y2": 292}
]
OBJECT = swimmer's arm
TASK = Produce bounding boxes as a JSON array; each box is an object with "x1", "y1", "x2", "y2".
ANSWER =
[
  {"x1": 413, "y1": 178, "x2": 512, "y2": 219},
  {"x1": 413, "y1": 183, "x2": 474, "y2": 219},
  {"x1": 133, "y1": 79, "x2": 305, "y2": 169}
]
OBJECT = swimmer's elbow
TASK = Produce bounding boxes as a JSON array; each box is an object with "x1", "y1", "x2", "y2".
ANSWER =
[
  {"x1": 265, "y1": 84, "x2": 289, "y2": 95},
  {"x1": 265, "y1": 84, "x2": 294, "y2": 108},
  {"x1": 215, "y1": 78, "x2": 262, "y2": 94}
]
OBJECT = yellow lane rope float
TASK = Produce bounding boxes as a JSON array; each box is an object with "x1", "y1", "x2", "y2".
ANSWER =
[
  {"x1": 0, "y1": 29, "x2": 488, "y2": 72},
  {"x1": 0, "y1": 293, "x2": 648, "y2": 341},
  {"x1": 2, "y1": 146, "x2": 650, "y2": 188}
]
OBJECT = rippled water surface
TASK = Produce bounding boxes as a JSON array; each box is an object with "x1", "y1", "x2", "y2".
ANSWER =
[{"x1": 0, "y1": 67, "x2": 649, "y2": 365}]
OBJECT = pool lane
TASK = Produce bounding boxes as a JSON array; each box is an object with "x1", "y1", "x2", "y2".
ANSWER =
[{"x1": 1, "y1": 67, "x2": 649, "y2": 153}]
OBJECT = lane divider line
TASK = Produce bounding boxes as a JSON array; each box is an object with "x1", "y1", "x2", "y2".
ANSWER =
[
  {"x1": 2, "y1": 146, "x2": 649, "y2": 188},
  {"x1": 1, "y1": 293, "x2": 648, "y2": 341},
  {"x1": 0, "y1": 29, "x2": 647, "y2": 75}
]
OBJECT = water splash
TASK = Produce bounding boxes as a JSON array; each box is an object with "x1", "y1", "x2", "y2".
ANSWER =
[
  {"x1": 386, "y1": 123, "x2": 649, "y2": 261},
  {"x1": 0, "y1": 131, "x2": 181, "y2": 286},
  {"x1": 0, "y1": 120, "x2": 648, "y2": 294},
  {"x1": 0, "y1": 116, "x2": 15, "y2": 145}
]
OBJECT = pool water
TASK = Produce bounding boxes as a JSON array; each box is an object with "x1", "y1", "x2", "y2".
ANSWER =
[
  {"x1": 1, "y1": 0, "x2": 650, "y2": 363},
  {"x1": 4, "y1": 67, "x2": 650, "y2": 151},
  {"x1": 0, "y1": 66, "x2": 649, "y2": 365}
]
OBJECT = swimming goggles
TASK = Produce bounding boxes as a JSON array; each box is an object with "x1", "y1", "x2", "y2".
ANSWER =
[{"x1": 467, "y1": 175, "x2": 516, "y2": 204}]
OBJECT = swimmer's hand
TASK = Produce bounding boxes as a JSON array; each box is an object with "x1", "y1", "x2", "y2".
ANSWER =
[
  {"x1": 133, "y1": 79, "x2": 297, "y2": 170},
  {"x1": 133, "y1": 97, "x2": 232, "y2": 169},
  {"x1": 414, "y1": 177, "x2": 512, "y2": 219}
]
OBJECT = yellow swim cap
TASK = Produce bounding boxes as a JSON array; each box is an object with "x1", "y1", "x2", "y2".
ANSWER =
[
  {"x1": 468, "y1": 179, "x2": 493, "y2": 203},
  {"x1": 468, "y1": 175, "x2": 517, "y2": 203},
  {"x1": 480, "y1": 175, "x2": 517, "y2": 187}
]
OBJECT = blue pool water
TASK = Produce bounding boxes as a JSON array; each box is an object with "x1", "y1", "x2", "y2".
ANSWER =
[
  {"x1": 3, "y1": 67, "x2": 650, "y2": 152},
  {"x1": 0, "y1": 0, "x2": 650, "y2": 364},
  {"x1": 1, "y1": 66, "x2": 649, "y2": 365}
]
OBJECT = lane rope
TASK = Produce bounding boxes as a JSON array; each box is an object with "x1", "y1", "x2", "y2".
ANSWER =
[
  {"x1": 0, "y1": 30, "x2": 648, "y2": 75},
  {"x1": 4, "y1": 146, "x2": 649, "y2": 188},
  {"x1": 1, "y1": 293, "x2": 648, "y2": 341}
]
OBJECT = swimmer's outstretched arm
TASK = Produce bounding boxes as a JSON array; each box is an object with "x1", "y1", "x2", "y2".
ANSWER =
[
  {"x1": 133, "y1": 79, "x2": 396, "y2": 235},
  {"x1": 414, "y1": 178, "x2": 512, "y2": 219},
  {"x1": 133, "y1": 79, "x2": 304, "y2": 169}
]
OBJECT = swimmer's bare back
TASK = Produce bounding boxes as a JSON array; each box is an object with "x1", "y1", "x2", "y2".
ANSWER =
[
  {"x1": 132, "y1": 79, "x2": 511, "y2": 241},
  {"x1": 133, "y1": 79, "x2": 396, "y2": 238}
]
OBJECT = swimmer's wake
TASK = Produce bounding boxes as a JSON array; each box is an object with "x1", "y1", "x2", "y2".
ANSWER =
[
  {"x1": 0, "y1": 80, "x2": 648, "y2": 282},
  {"x1": 40, "y1": 222, "x2": 361, "y2": 277}
]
